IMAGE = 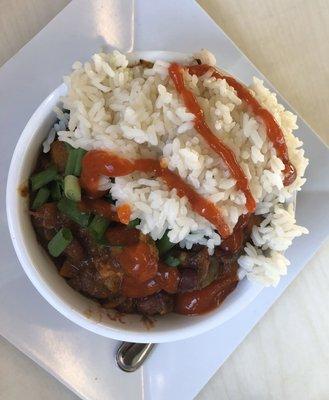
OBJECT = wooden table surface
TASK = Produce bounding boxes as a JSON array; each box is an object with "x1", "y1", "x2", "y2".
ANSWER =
[{"x1": 1, "y1": 1, "x2": 329, "y2": 399}]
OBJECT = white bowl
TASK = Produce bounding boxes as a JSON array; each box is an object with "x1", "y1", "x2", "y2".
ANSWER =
[{"x1": 6, "y1": 51, "x2": 263, "y2": 343}]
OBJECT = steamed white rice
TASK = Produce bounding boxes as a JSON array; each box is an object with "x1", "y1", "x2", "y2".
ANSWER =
[{"x1": 47, "y1": 49, "x2": 308, "y2": 287}]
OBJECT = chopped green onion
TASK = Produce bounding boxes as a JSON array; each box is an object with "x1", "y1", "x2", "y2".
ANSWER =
[
  {"x1": 50, "y1": 181, "x2": 62, "y2": 201},
  {"x1": 73, "y1": 148, "x2": 87, "y2": 176},
  {"x1": 64, "y1": 142, "x2": 73, "y2": 151},
  {"x1": 65, "y1": 148, "x2": 77, "y2": 175},
  {"x1": 94, "y1": 236, "x2": 109, "y2": 246},
  {"x1": 165, "y1": 255, "x2": 181, "y2": 267},
  {"x1": 128, "y1": 218, "x2": 141, "y2": 228},
  {"x1": 57, "y1": 198, "x2": 91, "y2": 227},
  {"x1": 65, "y1": 148, "x2": 86, "y2": 176},
  {"x1": 200, "y1": 258, "x2": 219, "y2": 288},
  {"x1": 111, "y1": 245, "x2": 123, "y2": 250},
  {"x1": 30, "y1": 166, "x2": 57, "y2": 191},
  {"x1": 156, "y1": 230, "x2": 176, "y2": 255},
  {"x1": 55, "y1": 174, "x2": 64, "y2": 182},
  {"x1": 56, "y1": 176, "x2": 65, "y2": 192},
  {"x1": 64, "y1": 175, "x2": 81, "y2": 202},
  {"x1": 47, "y1": 227, "x2": 73, "y2": 257},
  {"x1": 88, "y1": 215, "x2": 110, "y2": 240},
  {"x1": 31, "y1": 187, "x2": 50, "y2": 210},
  {"x1": 104, "y1": 191, "x2": 115, "y2": 204}
]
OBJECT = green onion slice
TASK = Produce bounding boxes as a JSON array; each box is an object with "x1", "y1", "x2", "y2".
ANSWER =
[
  {"x1": 65, "y1": 148, "x2": 77, "y2": 176},
  {"x1": 94, "y1": 236, "x2": 110, "y2": 246},
  {"x1": 88, "y1": 215, "x2": 110, "y2": 240},
  {"x1": 64, "y1": 175, "x2": 81, "y2": 202},
  {"x1": 47, "y1": 227, "x2": 73, "y2": 257},
  {"x1": 30, "y1": 166, "x2": 57, "y2": 191},
  {"x1": 104, "y1": 191, "x2": 115, "y2": 204},
  {"x1": 31, "y1": 187, "x2": 50, "y2": 210},
  {"x1": 50, "y1": 180, "x2": 62, "y2": 202},
  {"x1": 65, "y1": 148, "x2": 87, "y2": 176},
  {"x1": 57, "y1": 198, "x2": 90, "y2": 227},
  {"x1": 64, "y1": 142, "x2": 73, "y2": 151},
  {"x1": 156, "y1": 230, "x2": 176, "y2": 255},
  {"x1": 128, "y1": 218, "x2": 141, "y2": 228},
  {"x1": 111, "y1": 245, "x2": 124, "y2": 250},
  {"x1": 165, "y1": 255, "x2": 181, "y2": 267},
  {"x1": 73, "y1": 148, "x2": 87, "y2": 176}
]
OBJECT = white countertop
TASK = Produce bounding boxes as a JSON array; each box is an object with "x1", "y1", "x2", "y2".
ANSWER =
[{"x1": 1, "y1": 1, "x2": 329, "y2": 399}]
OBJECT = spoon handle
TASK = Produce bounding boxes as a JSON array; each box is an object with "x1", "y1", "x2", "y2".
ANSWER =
[{"x1": 116, "y1": 342, "x2": 155, "y2": 372}]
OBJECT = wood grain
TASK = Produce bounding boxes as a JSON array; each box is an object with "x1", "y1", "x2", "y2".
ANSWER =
[
  {"x1": 1, "y1": 0, "x2": 329, "y2": 399},
  {"x1": 0, "y1": 0, "x2": 70, "y2": 66}
]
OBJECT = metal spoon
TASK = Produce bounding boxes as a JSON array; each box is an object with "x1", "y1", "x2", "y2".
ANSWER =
[{"x1": 116, "y1": 342, "x2": 155, "y2": 372}]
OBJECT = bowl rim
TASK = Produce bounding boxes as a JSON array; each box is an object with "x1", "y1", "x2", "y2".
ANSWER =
[{"x1": 6, "y1": 50, "x2": 263, "y2": 343}]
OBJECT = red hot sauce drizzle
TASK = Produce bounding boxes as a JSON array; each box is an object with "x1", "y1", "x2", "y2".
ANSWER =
[
  {"x1": 169, "y1": 63, "x2": 256, "y2": 213},
  {"x1": 219, "y1": 213, "x2": 250, "y2": 254},
  {"x1": 80, "y1": 151, "x2": 230, "y2": 238},
  {"x1": 186, "y1": 64, "x2": 297, "y2": 187}
]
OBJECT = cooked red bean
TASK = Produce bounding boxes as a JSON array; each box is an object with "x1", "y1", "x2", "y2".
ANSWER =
[
  {"x1": 136, "y1": 292, "x2": 174, "y2": 316},
  {"x1": 178, "y1": 268, "x2": 199, "y2": 293}
]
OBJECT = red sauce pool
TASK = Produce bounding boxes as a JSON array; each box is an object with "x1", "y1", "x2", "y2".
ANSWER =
[
  {"x1": 156, "y1": 264, "x2": 180, "y2": 294},
  {"x1": 121, "y1": 262, "x2": 179, "y2": 298},
  {"x1": 80, "y1": 151, "x2": 230, "y2": 238},
  {"x1": 187, "y1": 64, "x2": 296, "y2": 186},
  {"x1": 122, "y1": 276, "x2": 159, "y2": 298},
  {"x1": 115, "y1": 242, "x2": 158, "y2": 283},
  {"x1": 175, "y1": 274, "x2": 238, "y2": 315}
]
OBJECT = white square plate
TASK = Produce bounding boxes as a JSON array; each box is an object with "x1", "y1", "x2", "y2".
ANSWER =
[{"x1": 1, "y1": 1, "x2": 328, "y2": 399}]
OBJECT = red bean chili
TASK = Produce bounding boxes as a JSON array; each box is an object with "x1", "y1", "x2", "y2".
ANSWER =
[
  {"x1": 186, "y1": 64, "x2": 297, "y2": 187},
  {"x1": 80, "y1": 151, "x2": 230, "y2": 238}
]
